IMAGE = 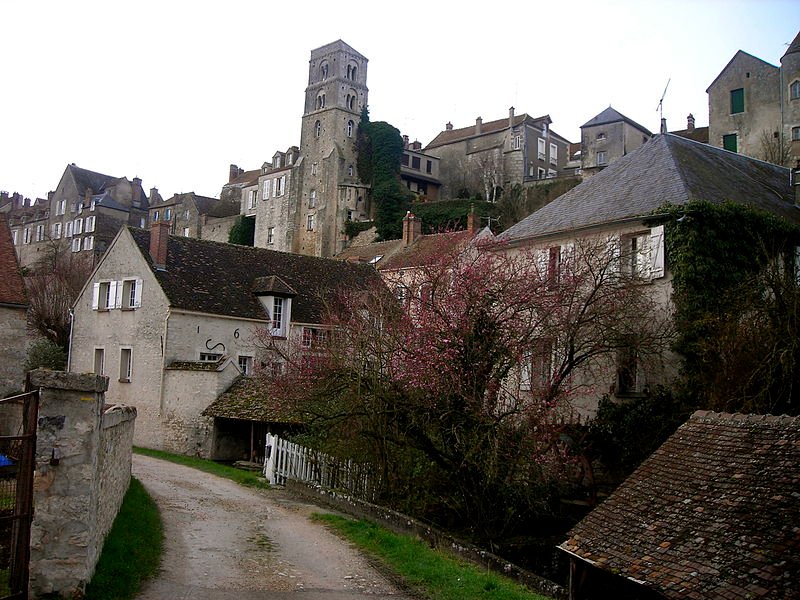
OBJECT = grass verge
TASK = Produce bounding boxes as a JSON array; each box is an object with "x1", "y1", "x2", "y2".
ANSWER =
[
  {"x1": 133, "y1": 446, "x2": 269, "y2": 489},
  {"x1": 314, "y1": 514, "x2": 553, "y2": 600},
  {"x1": 85, "y1": 477, "x2": 162, "y2": 600}
]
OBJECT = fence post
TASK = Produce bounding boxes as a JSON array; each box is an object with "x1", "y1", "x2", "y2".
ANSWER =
[{"x1": 263, "y1": 433, "x2": 276, "y2": 484}]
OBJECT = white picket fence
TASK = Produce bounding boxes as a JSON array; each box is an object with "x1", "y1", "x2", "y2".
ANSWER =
[{"x1": 263, "y1": 433, "x2": 378, "y2": 500}]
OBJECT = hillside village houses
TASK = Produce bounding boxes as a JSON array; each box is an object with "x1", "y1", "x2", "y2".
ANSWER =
[{"x1": 67, "y1": 222, "x2": 381, "y2": 459}]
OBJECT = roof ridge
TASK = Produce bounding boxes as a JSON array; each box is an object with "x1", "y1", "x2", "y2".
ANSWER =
[{"x1": 691, "y1": 409, "x2": 799, "y2": 424}]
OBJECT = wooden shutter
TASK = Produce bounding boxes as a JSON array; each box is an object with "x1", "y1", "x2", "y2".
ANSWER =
[
  {"x1": 650, "y1": 226, "x2": 665, "y2": 279},
  {"x1": 133, "y1": 279, "x2": 143, "y2": 308},
  {"x1": 112, "y1": 281, "x2": 122, "y2": 309},
  {"x1": 92, "y1": 283, "x2": 100, "y2": 310}
]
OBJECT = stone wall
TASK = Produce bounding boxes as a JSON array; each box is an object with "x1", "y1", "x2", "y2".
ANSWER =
[
  {"x1": 27, "y1": 370, "x2": 137, "y2": 598},
  {"x1": 0, "y1": 305, "x2": 28, "y2": 397}
]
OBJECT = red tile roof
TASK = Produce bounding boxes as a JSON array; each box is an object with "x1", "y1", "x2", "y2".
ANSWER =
[
  {"x1": 560, "y1": 411, "x2": 800, "y2": 599},
  {"x1": 0, "y1": 215, "x2": 27, "y2": 306}
]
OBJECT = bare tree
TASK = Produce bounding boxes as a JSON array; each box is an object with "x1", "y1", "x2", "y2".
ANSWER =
[{"x1": 758, "y1": 129, "x2": 791, "y2": 167}]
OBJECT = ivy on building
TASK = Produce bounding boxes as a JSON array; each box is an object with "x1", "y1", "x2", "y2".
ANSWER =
[
  {"x1": 228, "y1": 215, "x2": 255, "y2": 246},
  {"x1": 356, "y1": 107, "x2": 412, "y2": 240},
  {"x1": 653, "y1": 200, "x2": 800, "y2": 415},
  {"x1": 409, "y1": 199, "x2": 495, "y2": 233}
]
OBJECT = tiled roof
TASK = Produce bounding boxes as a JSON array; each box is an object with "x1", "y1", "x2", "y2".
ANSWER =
[
  {"x1": 581, "y1": 106, "x2": 653, "y2": 136},
  {"x1": 129, "y1": 228, "x2": 382, "y2": 323},
  {"x1": 192, "y1": 195, "x2": 240, "y2": 218},
  {"x1": 67, "y1": 164, "x2": 118, "y2": 195},
  {"x1": 252, "y1": 275, "x2": 296, "y2": 296},
  {"x1": 202, "y1": 376, "x2": 302, "y2": 424},
  {"x1": 425, "y1": 113, "x2": 551, "y2": 149},
  {"x1": 499, "y1": 134, "x2": 800, "y2": 243},
  {"x1": 224, "y1": 169, "x2": 261, "y2": 188},
  {"x1": 559, "y1": 411, "x2": 800, "y2": 599},
  {"x1": 670, "y1": 126, "x2": 709, "y2": 144},
  {"x1": 380, "y1": 231, "x2": 475, "y2": 270},
  {"x1": 335, "y1": 238, "x2": 404, "y2": 267},
  {"x1": 0, "y1": 215, "x2": 27, "y2": 306}
]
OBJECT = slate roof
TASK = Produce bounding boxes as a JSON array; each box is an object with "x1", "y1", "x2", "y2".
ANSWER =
[
  {"x1": 498, "y1": 134, "x2": 800, "y2": 243},
  {"x1": 192, "y1": 195, "x2": 240, "y2": 218},
  {"x1": 784, "y1": 29, "x2": 800, "y2": 58},
  {"x1": 425, "y1": 113, "x2": 552, "y2": 149},
  {"x1": 559, "y1": 411, "x2": 800, "y2": 599},
  {"x1": 128, "y1": 227, "x2": 382, "y2": 323},
  {"x1": 335, "y1": 238, "x2": 404, "y2": 268},
  {"x1": 67, "y1": 164, "x2": 118, "y2": 195},
  {"x1": 670, "y1": 125, "x2": 709, "y2": 144},
  {"x1": 581, "y1": 106, "x2": 653, "y2": 136},
  {"x1": 0, "y1": 215, "x2": 27, "y2": 306},
  {"x1": 224, "y1": 169, "x2": 261, "y2": 188},
  {"x1": 203, "y1": 376, "x2": 302, "y2": 424}
]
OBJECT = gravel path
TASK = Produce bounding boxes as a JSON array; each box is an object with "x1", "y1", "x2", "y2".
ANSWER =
[{"x1": 133, "y1": 454, "x2": 410, "y2": 600}]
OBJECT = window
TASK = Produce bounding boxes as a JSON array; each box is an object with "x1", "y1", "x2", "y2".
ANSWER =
[
  {"x1": 122, "y1": 278, "x2": 142, "y2": 309},
  {"x1": 538, "y1": 138, "x2": 546, "y2": 160},
  {"x1": 394, "y1": 285, "x2": 408, "y2": 305},
  {"x1": 597, "y1": 151, "x2": 607, "y2": 166},
  {"x1": 723, "y1": 133, "x2": 738, "y2": 153},
  {"x1": 272, "y1": 297, "x2": 284, "y2": 331},
  {"x1": 139, "y1": 217, "x2": 146, "y2": 228},
  {"x1": 316, "y1": 92, "x2": 326, "y2": 109},
  {"x1": 512, "y1": 135, "x2": 522, "y2": 150},
  {"x1": 401, "y1": 153, "x2": 409, "y2": 166},
  {"x1": 83, "y1": 236, "x2": 94, "y2": 250},
  {"x1": 791, "y1": 80, "x2": 800, "y2": 100},
  {"x1": 182, "y1": 227, "x2": 190, "y2": 236},
  {"x1": 411, "y1": 156, "x2": 421, "y2": 170},
  {"x1": 238, "y1": 355, "x2": 253, "y2": 376},
  {"x1": 56, "y1": 199, "x2": 66, "y2": 215},
  {"x1": 74, "y1": 218, "x2": 83, "y2": 235},
  {"x1": 550, "y1": 143, "x2": 558, "y2": 165},
  {"x1": 546, "y1": 246, "x2": 561, "y2": 286},
  {"x1": 617, "y1": 343, "x2": 641, "y2": 395},
  {"x1": 11, "y1": 230, "x2": 18, "y2": 245},
  {"x1": 596, "y1": 132, "x2": 606, "y2": 140},
  {"x1": 249, "y1": 190, "x2": 257, "y2": 209},
  {"x1": 620, "y1": 228, "x2": 664, "y2": 281},
  {"x1": 23, "y1": 228, "x2": 30, "y2": 244},
  {"x1": 119, "y1": 348, "x2": 133, "y2": 382},
  {"x1": 311, "y1": 162, "x2": 318, "y2": 176},
  {"x1": 93, "y1": 281, "x2": 117, "y2": 310},
  {"x1": 85, "y1": 215, "x2": 95, "y2": 232},
  {"x1": 320, "y1": 62, "x2": 328, "y2": 80},
  {"x1": 165, "y1": 208, "x2": 172, "y2": 220},
  {"x1": 347, "y1": 120, "x2": 354, "y2": 137},
  {"x1": 542, "y1": 123, "x2": 548, "y2": 136},
  {"x1": 65, "y1": 221, "x2": 73, "y2": 237},
  {"x1": 90, "y1": 200, "x2": 96, "y2": 211},
  {"x1": 347, "y1": 165, "x2": 354, "y2": 176},
  {"x1": 267, "y1": 227, "x2": 274, "y2": 244},
  {"x1": 730, "y1": 88, "x2": 745, "y2": 114},
  {"x1": 94, "y1": 348, "x2": 105, "y2": 375},
  {"x1": 315, "y1": 120, "x2": 321, "y2": 137},
  {"x1": 35, "y1": 224, "x2": 44, "y2": 242},
  {"x1": 153, "y1": 210, "x2": 159, "y2": 222},
  {"x1": 537, "y1": 167, "x2": 546, "y2": 179},
  {"x1": 792, "y1": 126, "x2": 800, "y2": 142},
  {"x1": 199, "y1": 352, "x2": 221, "y2": 362},
  {"x1": 520, "y1": 338, "x2": 554, "y2": 391},
  {"x1": 426, "y1": 160, "x2": 432, "y2": 174},
  {"x1": 309, "y1": 190, "x2": 316, "y2": 208},
  {"x1": 307, "y1": 214, "x2": 316, "y2": 230},
  {"x1": 71, "y1": 238, "x2": 81, "y2": 252},
  {"x1": 302, "y1": 327, "x2": 327, "y2": 348},
  {"x1": 273, "y1": 175, "x2": 285, "y2": 197}
]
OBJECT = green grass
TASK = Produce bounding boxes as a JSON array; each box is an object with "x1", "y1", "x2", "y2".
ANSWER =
[
  {"x1": 133, "y1": 446, "x2": 269, "y2": 489},
  {"x1": 314, "y1": 514, "x2": 553, "y2": 600},
  {"x1": 85, "y1": 477, "x2": 162, "y2": 600}
]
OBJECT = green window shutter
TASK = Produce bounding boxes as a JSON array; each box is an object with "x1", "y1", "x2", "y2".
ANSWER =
[
  {"x1": 723, "y1": 133, "x2": 738, "y2": 153},
  {"x1": 730, "y1": 88, "x2": 744, "y2": 114}
]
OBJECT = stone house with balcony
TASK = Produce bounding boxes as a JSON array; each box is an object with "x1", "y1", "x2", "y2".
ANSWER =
[
  {"x1": 423, "y1": 108, "x2": 573, "y2": 200},
  {"x1": 497, "y1": 133, "x2": 800, "y2": 420},
  {"x1": 707, "y1": 29, "x2": 800, "y2": 165},
  {"x1": 68, "y1": 222, "x2": 381, "y2": 459}
]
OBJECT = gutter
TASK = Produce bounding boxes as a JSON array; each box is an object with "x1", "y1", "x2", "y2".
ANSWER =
[
  {"x1": 158, "y1": 307, "x2": 170, "y2": 414},
  {"x1": 66, "y1": 307, "x2": 75, "y2": 372}
]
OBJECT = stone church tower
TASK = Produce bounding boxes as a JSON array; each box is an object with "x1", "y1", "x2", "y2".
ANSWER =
[{"x1": 294, "y1": 40, "x2": 371, "y2": 257}]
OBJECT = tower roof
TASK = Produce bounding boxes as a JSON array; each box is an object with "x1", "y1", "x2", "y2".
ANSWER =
[
  {"x1": 783, "y1": 29, "x2": 800, "y2": 58},
  {"x1": 581, "y1": 106, "x2": 652, "y2": 135}
]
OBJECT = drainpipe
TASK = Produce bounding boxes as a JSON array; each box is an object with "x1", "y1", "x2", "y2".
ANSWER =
[
  {"x1": 66, "y1": 308, "x2": 75, "y2": 371},
  {"x1": 158, "y1": 308, "x2": 170, "y2": 414}
]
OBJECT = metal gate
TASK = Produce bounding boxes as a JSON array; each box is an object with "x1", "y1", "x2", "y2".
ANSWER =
[{"x1": 0, "y1": 391, "x2": 38, "y2": 600}]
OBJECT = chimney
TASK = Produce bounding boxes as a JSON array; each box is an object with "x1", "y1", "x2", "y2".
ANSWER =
[
  {"x1": 0, "y1": 191, "x2": 7, "y2": 204},
  {"x1": 509, "y1": 106, "x2": 515, "y2": 127},
  {"x1": 149, "y1": 187, "x2": 161, "y2": 204},
  {"x1": 475, "y1": 117, "x2": 483, "y2": 135},
  {"x1": 660, "y1": 117, "x2": 667, "y2": 134},
  {"x1": 467, "y1": 205, "x2": 479, "y2": 235},
  {"x1": 132, "y1": 177, "x2": 143, "y2": 207},
  {"x1": 149, "y1": 221, "x2": 170, "y2": 269},
  {"x1": 445, "y1": 122, "x2": 453, "y2": 131},
  {"x1": 229, "y1": 164, "x2": 243, "y2": 183},
  {"x1": 687, "y1": 114, "x2": 695, "y2": 132},
  {"x1": 47, "y1": 191, "x2": 54, "y2": 203},
  {"x1": 402, "y1": 211, "x2": 422, "y2": 246},
  {"x1": 402, "y1": 135, "x2": 409, "y2": 149},
  {"x1": 411, "y1": 140, "x2": 422, "y2": 151}
]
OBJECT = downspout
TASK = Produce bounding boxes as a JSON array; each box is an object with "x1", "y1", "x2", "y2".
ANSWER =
[
  {"x1": 158, "y1": 307, "x2": 171, "y2": 414},
  {"x1": 66, "y1": 307, "x2": 75, "y2": 372}
]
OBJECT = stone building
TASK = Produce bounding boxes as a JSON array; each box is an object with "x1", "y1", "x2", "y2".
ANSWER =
[
  {"x1": 0, "y1": 213, "x2": 28, "y2": 396},
  {"x1": 423, "y1": 108, "x2": 573, "y2": 200},
  {"x1": 400, "y1": 136, "x2": 441, "y2": 201},
  {"x1": 148, "y1": 191, "x2": 240, "y2": 242},
  {"x1": 68, "y1": 222, "x2": 381, "y2": 458},
  {"x1": 707, "y1": 29, "x2": 800, "y2": 165},
  {"x1": 579, "y1": 106, "x2": 652, "y2": 176},
  {"x1": 5, "y1": 164, "x2": 156, "y2": 268}
]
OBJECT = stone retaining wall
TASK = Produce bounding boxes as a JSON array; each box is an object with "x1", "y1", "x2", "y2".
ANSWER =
[
  {"x1": 27, "y1": 370, "x2": 137, "y2": 598},
  {"x1": 284, "y1": 479, "x2": 567, "y2": 600}
]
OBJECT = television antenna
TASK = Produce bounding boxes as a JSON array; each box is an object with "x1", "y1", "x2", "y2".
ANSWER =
[{"x1": 656, "y1": 78, "x2": 671, "y2": 120}]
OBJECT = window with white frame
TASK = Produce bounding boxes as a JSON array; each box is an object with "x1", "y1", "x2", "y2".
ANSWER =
[
  {"x1": 537, "y1": 167, "x2": 546, "y2": 179},
  {"x1": 512, "y1": 135, "x2": 522, "y2": 150},
  {"x1": 792, "y1": 126, "x2": 800, "y2": 142},
  {"x1": 23, "y1": 228, "x2": 30, "y2": 244},
  {"x1": 94, "y1": 348, "x2": 105, "y2": 375},
  {"x1": 550, "y1": 143, "x2": 558, "y2": 165},
  {"x1": 619, "y1": 226, "x2": 665, "y2": 280},
  {"x1": 200, "y1": 352, "x2": 221, "y2": 362},
  {"x1": 139, "y1": 217, "x2": 146, "y2": 228},
  {"x1": 119, "y1": 348, "x2": 133, "y2": 382},
  {"x1": 71, "y1": 238, "x2": 81, "y2": 252},
  {"x1": 238, "y1": 355, "x2": 253, "y2": 376},
  {"x1": 85, "y1": 215, "x2": 95, "y2": 232},
  {"x1": 65, "y1": 221, "x2": 73, "y2": 237},
  {"x1": 262, "y1": 181, "x2": 270, "y2": 199},
  {"x1": 165, "y1": 208, "x2": 172, "y2": 220},
  {"x1": 309, "y1": 190, "x2": 316, "y2": 208},
  {"x1": 74, "y1": 218, "x2": 83, "y2": 235},
  {"x1": 272, "y1": 297, "x2": 284, "y2": 332},
  {"x1": 183, "y1": 227, "x2": 190, "y2": 237},
  {"x1": 273, "y1": 175, "x2": 285, "y2": 197},
  {"x1": 122, "y1": 278, "x2": 142, "y2": 309},
  {"x1": 56, "y1": 199, "x2": 66, "y2": 215},
  {"x1": 537, "y1": 138, "x2": 546, "y2": 160},
  {"x1": 302, "y1": 327, "x2": 327, "y2": 349},
  {"x1": 93, "y1": 281, "x2": 115, "y2": 310},
  {"x1": 307, "y1": 214, "x2": 315, "y2": 231},
  {"x1": 267, "y1": 227, "x2": 275, "y2": 244},
  {"x1": 520, "y1": 338, "x2": 554, "y2": 391},
  {"x1": 597, "y1": 151, "x2": 607, "y2": 166},
  {"x1": 35, "y1": 224, "x2": 44, "y2": 242},
  {"x1": 249, "y1": 190, "x2": 257, "y2": 209},
  {"x1": 11, "y1": 230, "x2": 18, "y2": 245},
  {"x1": 83, "y1": 236, "x2": 94, "y2": 250}
]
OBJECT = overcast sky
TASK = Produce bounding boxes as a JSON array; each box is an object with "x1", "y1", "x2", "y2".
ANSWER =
[{"x1": 1, "y1": 0, "x2": 796, "y2": 202}]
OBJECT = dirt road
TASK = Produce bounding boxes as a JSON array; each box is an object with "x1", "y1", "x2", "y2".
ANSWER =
[{"x1": 133, "y1": 454, "x2": 410, "y2": 600}]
